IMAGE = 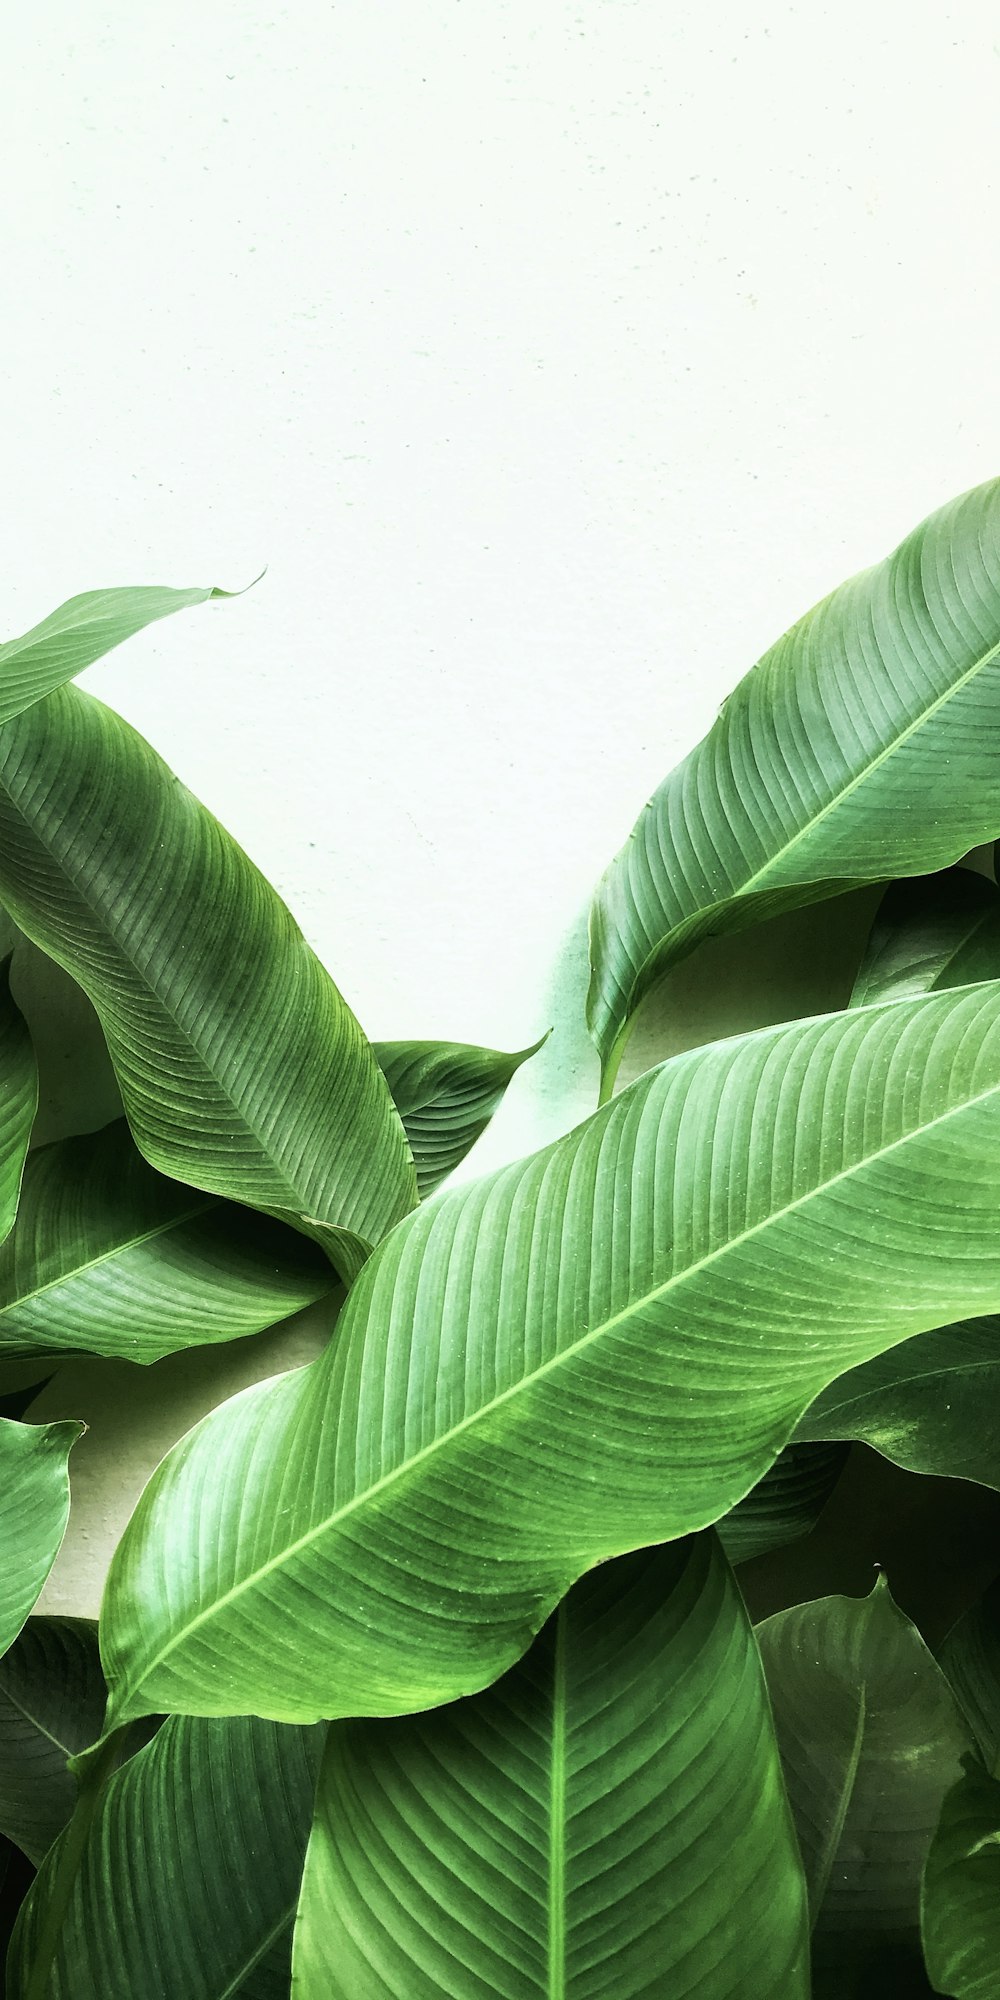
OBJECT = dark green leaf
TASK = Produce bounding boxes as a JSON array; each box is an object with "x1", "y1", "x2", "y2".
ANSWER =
[
  {"x1": 795, "y1": 1318, "x2": 1000, "y2": 1491},
  {"x1": 0, "y1": 1420, "x2": 81, "y2": 1660},
  {"x1": 0, "y1": 1619, "x2": 106, "y2": 1865},
  {"x1": 375, "y1": 1036, "x2": 545, "y2": 1198},
  {"x1": 0, "y1": 955, "x2": 37, "y2": 1250},
  {"x1": 717, "y1": 1440, "x2": 849, "y2": 1565},
  {"x1": 0, "y1": 584, "x2": 233, "y2": 726},
  {"x1": 922, "y1": 1755, "x2": 1000, "y2": 1999},
  {"x1": 851, "y1": 869, "x2": 1000, "y2": 1007},
  {"x1": 938, "y1": 1580, "x2": 1000, "y2": 1771}
]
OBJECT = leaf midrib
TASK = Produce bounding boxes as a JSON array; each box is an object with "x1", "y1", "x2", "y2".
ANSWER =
[
  {"x1": 810, "y1": 1683, "x2": 867, "y2": 1921},
  {"x1": 548, "y1": 1605, "x2": 567, "y2": 2000},
  {"x1": 0, "y1": 1192, "x2": 215, "y2": 1322}
]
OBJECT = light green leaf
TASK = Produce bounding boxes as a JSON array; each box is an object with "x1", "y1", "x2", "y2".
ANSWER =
[
  {"x1": 374, "y1": 1036, "x2": 545, "y2": 1198},
  {"x1": 9, "y1": 1714, "x2": 323, "y2": 2000},
  {"x1": 850, "y1": 869, "x2": 1000, "y2": 1008},
  {"x1": 938, "y1": 1580, "x2": 1000, "y2": 1773},
  {"x1": 0, "y1": 685, "x2": 417, "y2": 1282},
  {"x1": 717, "y1": 1439, "x2": 848, "y2": 1565},
  {"x1": 795, "y1": 1317, "x2": 1000, "y2": 1490},
  {"x1": 0, "y1": 1419, "x2": 80, "y2": 1659},
  {"x1": 922, "y1": 1756, "x2": 1000, "y2": 1999},
  {"x1": 294, "y1": 1537, "x2": 809, "y2": 1999},
  {"x1": 0, "y1": 584, "x2": 234, "y2": 726},
  {"x1": 589, "y1": 479, "x2": 1000, "y2": 1090},
  {"x1": 98, "y1": 979, "x2": 1000, "y2": 1728},
  {"x1": 0, "y1": 1119, "x2": 336, "y2": 1364},
  {"x1": 0, "y1": 1618, "x2": 106, "y2": 1865},
  {"x1": 0, "y1": 953, "x2": 37, "y2": 1251},
  {"x1": 757, "y1": 1579, "x2": 972, "y2": 1998}
]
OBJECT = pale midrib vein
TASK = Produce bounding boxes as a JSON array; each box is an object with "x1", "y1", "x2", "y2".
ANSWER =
[
  {"x1": 120, "y1": 1054, "x2": 1000, "y2": 1696},
  {"x1": 0, "y1": 1679, "x2": 75, "y2": 1758},
  {"x1": 0, "y1": 1197, "x2": 216, "y2": 1320},
  {"x1": 810, "y1": 1684, "x2": 867, "y2": 1923},
  {"x1": 811, "y1": 1351, "x2": 1000, "y2": 1419},
  {"x1": 548, "y1": 1607, "x2": 568, "y2": 2000},
  {"x1": 214, "y1": 1902, "x2": 292, "y2": 2000}
]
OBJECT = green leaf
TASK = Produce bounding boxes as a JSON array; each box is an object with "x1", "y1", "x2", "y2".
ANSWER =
[
  {"x1": 938, "y1": 1580, "x2": 1000, "y2": 1772},
  {"x1": 588, "y1": 479, "x2": 1000, "y2": 1090},
  {"x1": 9, "y1": 1714, "x2": 323, "y2": 2000},
  {"x1": 850, "y1": 869, "x2": 1000, "y2": 1008},
  {"x1": 0, "y1": 1119, "x2": 336, "y2": 1364},
  {"x1": 98, "y1": 979, "x2": 1000, "y2": 1728},
  {"x1": 0, "y1": 685, "x2": 417, "y2": 1282},
  {"x1": 757, "y1": 1579, "x2": 972, "y2": 1998},
  {"x1": 374, "y1": 1036, "x2": 545, "y2": 1198},
  {"x1": 0, "y1": 1619, "x2": 106, "y2": 1864},
  {"x1": 0, "y1": 584, "x2": 234, "y2": 726},
  {"x1": 795, "y1": 1317, "x2": 1000, "y2": 1490},
  {"x1": 0, "y1": 955, "x2": 38, "y2": 1250},
  {"x1": 294, "y1": 1538, "x2": 809, "y2": 1999},
  {"x1": 0, "y1": 1419, "x2": 80, "y2": 1660},
  {"x1": 716, "y1": 1439, "x2": 849, "y2": 1565},
  {"x1": 922, "y1": 1755, "x2": 1000, "y2": 1999}
]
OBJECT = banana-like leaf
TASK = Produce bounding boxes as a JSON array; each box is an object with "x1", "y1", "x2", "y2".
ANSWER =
[
  {"x1": 294, "y1": 1537, "x2": 809, "y2": 1999},
  {"x1": 795, "y1": 1317, "x2": 1000, "y2": 1490},
  {"x1": 0, "y1": 686, "x2": 417, "y2": 1281},
  {"x1": 0, "y1": 955, "x2": 38, "y2": 1250},
  {"x1": 0, "y1": 1418, "x2": 81, "y2": 1659},
  {"x1": 850, "y1": 869, "x2": 1000, "y2": 1008},
  {"x1": 588, "y1": 479, "x2": 1000, "y2": 1090},
  {"x1": 0, "y1": 584, "x2": 234, "y2": 725},
  {"x1": 716, "y1": 1439, "x2": 849, "y2": 1565},
  {"x1": 9, "y1": 1714, "x2": 323, "y2": 2000},
  {"x1": 374, "y1": 1036, "x2": 545, "y2": 1198},
  {"x1": 0, "y1": 1618, "x2": 106, "y2": 1864},
  {"x1": 938, "y1": 1580, "x2": 1000, "y2": 1772},
  {"x1": 98, "y1": 979, "x2": 1000, "y2": 1729},
  {"x1": 922, "y1": 1755, "x2": 1000, "y2": 1999},
  {"x1": 0, "y1": 1120, "x2": 336, "y2": 1364},
  {"x1": 757, "y1": 1579, "x2": 972, "y2": 1998}
]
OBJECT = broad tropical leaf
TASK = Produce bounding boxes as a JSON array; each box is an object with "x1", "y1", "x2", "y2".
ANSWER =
[
  {"x1": 922, "y1": 1756, "x2": 1000, "y2": 1999},
  {"x1": 0, "y1": 1418, "x2": 80, "y2": 1659},
  {"x1": 796, "y1": 1317, "x2": 1000, "y2": 1490},
  {"x1": 0, "y1": 685, "x2": 417, "y2": 1281},
  {"x1": 850, "y1": 869, "x2": 1000, "y2": 1008},
  {"x1": 588, "y1": 479, "x2": 1000, "y2": 1089},
  {"x1": 0, "y1": 955, "x2": 37, "y2": 1249},
  {"x1": 293, "y1": 1538, "x2": 809, "y2": 1999},
  {"x1": 938, "y1": 1580, "x2": 1000, "y2": 1771},
  {"x1": 98, "y1": 979, "x2": 1000, "y2": 1729},
  {"x1": 9, "y1": 1714, "x2": 323, "y2": 2000},
  {"x1": 757, "y1": 1580, "x2": 972, "y2": 1998},
  {"x1": 717, "y1": 1440, "x2": 848, "y2": 1565},
  {"x1": 0, "y1": 583, "x2": 233, "y2": 725},
  {"x1": 0, "y1": 1120, "x2": 336, "y2": 1364},
  {"x1": 374, "y1": 1036, "x2": 545, "y2": 1198},
  {"x1": 0, "y1": 1618, "x2": 106, "y2": 1864}
]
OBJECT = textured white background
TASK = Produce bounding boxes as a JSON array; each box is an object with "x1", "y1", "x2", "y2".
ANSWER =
[{"x1": 2, "y1": 0, "x2": 999, "y2": 1608}]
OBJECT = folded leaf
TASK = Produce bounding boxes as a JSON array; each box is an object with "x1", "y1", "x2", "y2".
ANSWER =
[
  {"x1": 851, "y1": 869, "x2": 1000, "y2": 1008},
  {"x1": 757, "y1": 1579, "x2": 972, "y2": 1998},
  {"x1": 796, "y1": 1317, "x2": 1000, "y2": 1490},
  {"x1": 589, "y1": 479, "x2": 1000, "y2": 1089},
  {"x1": 0, "y1": 1618, "x2": 106, "y2": 1864},
  {"x1": 0, "y1": 955, "x2": 38, "y2": 1250},
  {"x1": 0, "y1": 1418, "x2": 81, "y2": 1659},
  {"x1": 294, "y1": 1538, "x2": 809, "y2": 1999},
  {"x1": 9, "y1": 1714, "x2": 323, "y2": 2000},
  {"x1": 717, "y1": 1439, "x2": 848, "y2": 1565},
  {"x1": 0, "y1": 686, "x2": 417, "y2": 1281},
  {"x1": 922, "y1": 1756, "x2": 1000, "y2": 1999},
  {"x1": 0, "y1": 584, "x2": 232, "y2": 726},
  {"x1": 99, "y1": 980, "x2": 1000, "y2": 1728},
  {"x1": 0, "y1": 1120, "x2": 336, "y2": 1364},
  {"x1": 375, "y1": 1036, "x2": 545, "y2": 1198},
  {"x1": 938, "y1": 1580, "x2": 1000, "y2": 1772}
]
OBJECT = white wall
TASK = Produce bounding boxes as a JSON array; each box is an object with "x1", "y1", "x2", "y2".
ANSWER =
[{"x1": 2, "y1": 0, "x2": 998, "y2": 1612}]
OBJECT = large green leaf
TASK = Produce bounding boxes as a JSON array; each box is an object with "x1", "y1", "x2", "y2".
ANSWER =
[
  {"x1": 0, "y1": 1119, "x2": 336, "y2": 1364},
  {"x1": 938, "y1": 1580, "x2": 1000, "y2": 1771},
  {"x1": 0, "y1": 685, "x2": 417, "y2": 1281},
  {"x1": 0, "y1": 1618, "x2": 106, "y2": 1864},
  {"x1": 588, "y1": 479, "x2": 1000, "y2": 1089},
  {"x1": 0, "y1": 955, "x2": 38, "y2": 1249},
  {"x1": 0, "y1": 584, "x2": 232, "y2": 725},
  {"x1": 98, "y1": 979, "x2": 1000, "y2": 1729},
  {"x1": 795, "y1": 1317, "x2": 1000, "y2": 1490},
  {"x1": 922, "y1": 1757, "x2": 1000, "y2": 1998},
  {"x1": 716, "y1": 1439, "x2": 849, "y2": 1565},
  {"x1": 0, "y1": 1419, "x2": 80, "y2": 1659},
  {"x1": 850, "y1": 869, "x2": 1000, "y2": 1008},
  {"x1": 757, "y1": 1579, "x2": 972, "y2": 1998},
  {"x1": 374, "y1": 1036, "x2": 544, "y2": 1198},
  {"x1": 9, "y1": 1714, "x2": 323, "y2": 2000},
  {"x1": 293, "y1": 1538, "x2": 809, "y2": 1999}
]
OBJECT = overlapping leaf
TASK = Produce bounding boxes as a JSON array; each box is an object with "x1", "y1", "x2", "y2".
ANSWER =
[
  {"x1": 938, "y1": 1580, "x2": 1000, "y2": 1772},
  {"x1": 294, "y1": 1538, "x2": 809, "y2": 1999},
  {"x1": 757, "y1": 1580, "x2": 972, "y2": 1998},
  {"x1": 0, "y1": 1618, "x2": 106, "y2": 1864},
  {"x1": 374, "y1": 1036, "x2": 544, "y2": 1198},
  {"x1": 851, "y1": 868, "x2": 1000, "y2": 1008},
  {"x1": 0, "y1": 1419, "x2": 81, "y2": 1659},
  {"x1": 796, "y1": 1317, "x2": 1000, "y2": 1490},
  {"x1": 9, "y1": 1714, "x2": 324, "y2": 2000},
  {"x1": 588, "y1": 479, "x2": 1000, "y2": 1088},
  {"x1": 0, "y1": 686, "x2": 417, "y2": 1281},
  {"x1": 717, "y1": 1440, "x2": 848, "y2": 1565},
  {"x1": 0, "y1": 1120, "x2": 336, "y2": 1364},
  {"x1": 922, "y1": 1756, "x2": 1000, "y2": 2000},
  {"x1": 0, "y1": 583, "x2": 231, "y2": 725},
  {"x1": 0, "y1": 955, "x2": 37, "y2": 1249},
  {"x1": 98, "y1": 979, "x2": 1000, "y2": 1728}
]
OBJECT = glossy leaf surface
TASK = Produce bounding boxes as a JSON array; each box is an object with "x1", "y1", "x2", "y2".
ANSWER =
[
  {"x1": 99, "y1": 980, "x2": 1000, "y2": 1727},
  {"x1": 375, "y1": 1036, "x2": 544, "y2": 1198},
  {"x1": 0, "y1": 1619, "x2": 106, "y2": 1864},
  {"x1": 758, "y1": 1580, "x2": 971, "y2": 1998},
  {"x1": 922, "y1": 1757, "x2": 1000, "y2": 1999},
  {"x1": 0, "y1": 686, "x2": 416, "y2": 1281},
  {"x1": 0, "y1": 1419, "x2": 80, "y2": 1659},
  {"x1": 717, "y1": 1439, "x2": 848, "y2": 1565},
  {"x1": 588, "y1": 480, "x2": 1000, "y2": 1085},
  {"x1": 0, "y1": 1120, "x2": 336, "y2": 1364},
  {"x1": 0, "y1": 584, "x2": 229, "y2": 725},
  {"x1": 796, "y1": 1317, "x2": 1000, "y2": 1490},
  {"x1": 0, "y1": 955, "x2": 37, "y2": 1249},
  {"x1": 9, "y1": 1714, "x2": 323, "y2": 2000},
  {"x1": 293, "y1": 1539, "x2": 809, "y2": 1999}
]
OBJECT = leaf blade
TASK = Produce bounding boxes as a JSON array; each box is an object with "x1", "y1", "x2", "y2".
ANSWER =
[
  {"x1": 0, "y1": 584, "x2": 231, "y2": 725},
  {"x1": 0, "y1": 1418, "x2": 81, "y2": 1660},
  {"x1": 0, "y1": 1618, "x2": 106, "y2": 1865},
  {"x1": 375, "y1": 1036, "x2": 545, "y2": 1198}
]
